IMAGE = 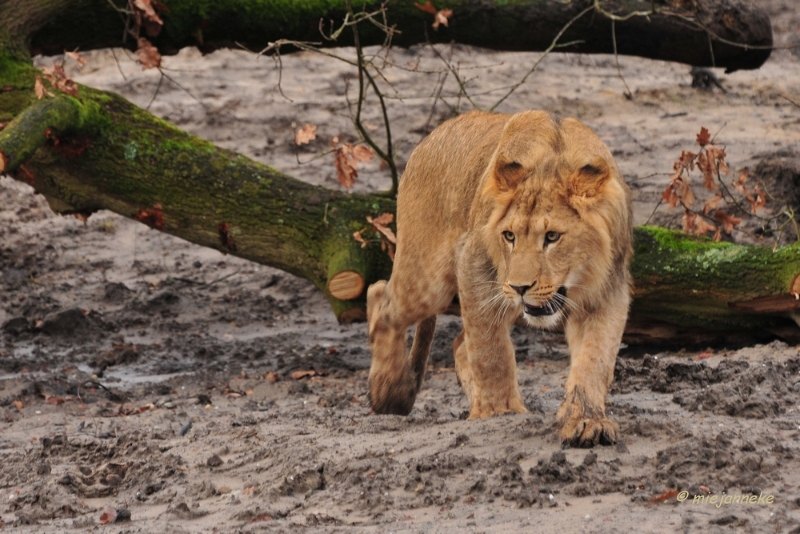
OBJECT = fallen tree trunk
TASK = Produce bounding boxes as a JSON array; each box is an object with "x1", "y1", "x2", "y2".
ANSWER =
[
  {"x1": 1, "y1": 0, "x2": 797, "y2": 338},
  {"x1": 24, "y1": 0, "x2": 773, "y2": 71}
]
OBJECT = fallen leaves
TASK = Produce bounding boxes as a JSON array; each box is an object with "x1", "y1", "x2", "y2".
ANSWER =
[
  {"x1": 295, "y1": 123, "x2": 317, "y2": 145},
  {"x1": 38, "y1": 63, "x2": 79, "y2": 98},
  {"x1": 136, "y1": 38, "x2": 162, "y2": 70},
  {"x1": 331, "y1": 137, "x2": 374, "y2": 188}
]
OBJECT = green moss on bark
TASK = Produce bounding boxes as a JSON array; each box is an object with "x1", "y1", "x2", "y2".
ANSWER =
[{"x1": 632, "y1": 227, "x2": 800, "y2": 329}]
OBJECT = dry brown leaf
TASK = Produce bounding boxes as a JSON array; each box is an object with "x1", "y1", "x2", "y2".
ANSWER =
[
  {"x1": 662, "y1": 182, "x2": 681, "y2": 208},
  {"x1": 706, "y1": 146, "x2": 729, "y2": 176},
  {"x1": 734, "y1": 169, "x2": 748, "y2": 189},
  {"x1": 696, "y1": 152, "x2": 716, "y2": 191},
  {"x1": 681, "y1": 210, "x2": 696, "y2": 234},
  {"x1": 264, "y1": 371, "x2": 279, "y2": 382},
  {"x1": 696, "y1": 126, "x2": 711, "y2": 147},
  {"x1": 368, "y1": 214, "x2": 397, "y2": 244},
  {"x1": 693, "y1": 215, "x2": 717, "y2": 236},
  {"x1": 65, "y1": 51, "x2": 88, "y2": 65},
  {"x1": 12, "y1": 399, "x2": 23, "y2": 410},
  {"x1": 291, "y1": 370, "x2": 317, "y2": 380},
  {"x1": 370, "y1": 212, "x2": 393, "y2": 227},
  {"x1": 673, "y1": 150, "x2": 696, "y2": 173},
  {"x1": 677, "y1": 177, "x2": 695, "y2": 207},
  {"x1": 702, "y1": 191, "x2": 724, "y2": 214},
  {"x1": 34, "y1": 77, "x2": 48, "y2": 100},
  {"x1": 414, "y1": 0, "x2": 437, "y2": 14},
  {"x1": 649, "y1": 489, "x2": 679, "y2": 503},
  {"x1": 136, "y1": 38, "x2": 162, "y2": 70},
  {"x1": 433, "y1": 8, "x2": 453, "y2": 30},
  {"x1": 41, "y1": 63, "x2": 79, "y2": 97},
  {"x1": 295, "y1": 123, "x2": 317, "y2": 145},
  {"x1": 333, "y1": 147, "x2": 357, "y2": 188},
  {"x1": 713, "y1": 210, "x2": 742, "y2": 234},
  {"x1": 132, "y1": 0, "x2": 164, "y2": 36},
  {"x1": 750, "y1": 184, "x2": 767, "y2": 213},
  {"x1": 414, "y1": 1, "x2": 453, "y2": 30},
  {"x1": 353, "y1": 230, "x2": 368, "y2": 248},
  {"x1": 99, "y1": 510, "x2": 116, "y2": 525},
  {"x1": 352, "y1": 144, "x2": 375, "y2": 163},
  {"x1": 133, "y1": 203, "x2": 164, "y2": 229}
]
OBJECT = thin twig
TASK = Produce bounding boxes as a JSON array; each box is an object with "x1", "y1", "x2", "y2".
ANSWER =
[
  {"x1": 347, "y1": 0, "x2": 398, "y2": 196},
  {"x1": 611, "y1": 20, "x2": 633, "y2": 99},
  {"x1": 146, "y1": 71, "x2": 165, "y2": 110},
  {"x1": 489, "y1": 4, "x2": 594, "y2": 111}
]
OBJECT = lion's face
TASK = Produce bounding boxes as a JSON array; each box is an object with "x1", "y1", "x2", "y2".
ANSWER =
[{"x1": 481, "y1": 113, "x2": 630, "y2": 328}]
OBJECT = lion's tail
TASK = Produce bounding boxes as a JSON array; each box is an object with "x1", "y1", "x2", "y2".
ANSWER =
[{"x1": 409, "y1": 316, "x2": 437, "y2": 392}]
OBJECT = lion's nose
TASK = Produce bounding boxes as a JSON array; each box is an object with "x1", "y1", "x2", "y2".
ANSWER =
[{"x1": 510, "y1": 284, "x2": 532, "y2": 296}]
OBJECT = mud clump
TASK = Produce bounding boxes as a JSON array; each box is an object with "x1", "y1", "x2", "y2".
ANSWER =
[{"x1": 39, "y1": 308, "x2": 89, "y2": 336}]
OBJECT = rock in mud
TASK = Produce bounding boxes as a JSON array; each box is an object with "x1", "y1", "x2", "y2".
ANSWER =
[
  {"x1": 2, "y1": 316, "x2": 29, "y2": 335},
  {"x1": 137, "y1": 289, "x2": 180, "y2": 312},
  {"x1": 278, "y1": 466, "x2": 325, "y2": 496},
  {"x1": 103, "y1": 282, "x2": 131, "y2": 303},
  {"x1": 39, "y1": 308, "x2": 88, "y2": 336}
]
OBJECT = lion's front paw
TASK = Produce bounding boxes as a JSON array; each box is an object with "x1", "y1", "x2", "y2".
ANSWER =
[
  {"x1": 468, "y1": 393, "x2": 527, "y2": 419},
  {"x1": 558, "y1": 416, "x2": 619, "y2": 447}
]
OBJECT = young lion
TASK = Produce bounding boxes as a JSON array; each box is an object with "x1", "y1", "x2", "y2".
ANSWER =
[{"x1": 366, "y1": 110, "x2": 632, "y2": 447}]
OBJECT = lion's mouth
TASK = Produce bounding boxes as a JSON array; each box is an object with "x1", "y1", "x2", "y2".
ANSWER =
[{"x1": 523, "y1": 286, "x2": 567, "y2": 317}]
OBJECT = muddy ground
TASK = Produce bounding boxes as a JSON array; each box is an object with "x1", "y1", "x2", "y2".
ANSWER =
[{"x1": 2, "y1": 1, "x2": 800, "y2": 532}]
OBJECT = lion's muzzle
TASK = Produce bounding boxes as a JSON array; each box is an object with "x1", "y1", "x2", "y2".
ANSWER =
[{"x1": 523, "y1": 286, "x2": 567, "y2": 316}]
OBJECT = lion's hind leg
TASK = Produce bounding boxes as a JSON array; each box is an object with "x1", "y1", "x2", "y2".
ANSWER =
[{"x1": 367, "y1": 280, "x2": 439, "y2": 415}]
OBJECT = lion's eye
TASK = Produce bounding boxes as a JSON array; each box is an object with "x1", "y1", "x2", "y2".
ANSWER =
[
  {"x1": 502, "y1": 231, "x2": 515, "y2": 243},
  {"x1": 545, "y1": 231, "x2": 561, "y2": 244}
]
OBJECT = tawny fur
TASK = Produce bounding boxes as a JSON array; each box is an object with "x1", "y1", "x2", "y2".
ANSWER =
[{"x1": 367, "y1": 110, "x2": 632, "y2": 447}]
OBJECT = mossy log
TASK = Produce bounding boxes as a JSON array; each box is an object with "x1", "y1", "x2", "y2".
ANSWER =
[
  {"x1": 1, "y1": 0, "x2": 798, "y2": 337},
  {"x1": 630, "y1": 228, "x2": 800, "y2": 340},
  {"x1": 26, "y1": 0, "x2": 773, "y2": 72}
]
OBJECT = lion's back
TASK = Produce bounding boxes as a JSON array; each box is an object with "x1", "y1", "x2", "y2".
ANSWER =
[{"x1": 396, "y1": 112, "x2": 508, "y2": 243}]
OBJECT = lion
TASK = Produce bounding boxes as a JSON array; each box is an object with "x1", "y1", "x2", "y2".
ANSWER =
[{"x1": 366, "y1": 110, "x2": 633, "y2": 447}]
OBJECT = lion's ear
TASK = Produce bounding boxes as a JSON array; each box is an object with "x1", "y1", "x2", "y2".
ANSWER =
[
  {"x1": 491, "y1": 158, "x2": 526, "y2": 192},
  {"x1": 568, "y1": 158, "x2": 611, "y2": 199}
]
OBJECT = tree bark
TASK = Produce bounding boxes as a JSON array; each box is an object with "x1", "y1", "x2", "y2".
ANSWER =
[
  {"x1": 1, "y1": 0, "x2": 798, "y2": 337},
  {"x1": 26, "y1": 0, "x2": 772, "y2": 72}
]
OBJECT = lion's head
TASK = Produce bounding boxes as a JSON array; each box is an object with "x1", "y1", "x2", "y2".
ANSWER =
[{"x1": 480, "y1": 111, "x2": 632, "y2": 328}]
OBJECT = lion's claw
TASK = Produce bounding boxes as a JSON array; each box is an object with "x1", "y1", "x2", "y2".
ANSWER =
[{"x1": 559, "y1": 417, "x2": 619, "y2": 448}]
